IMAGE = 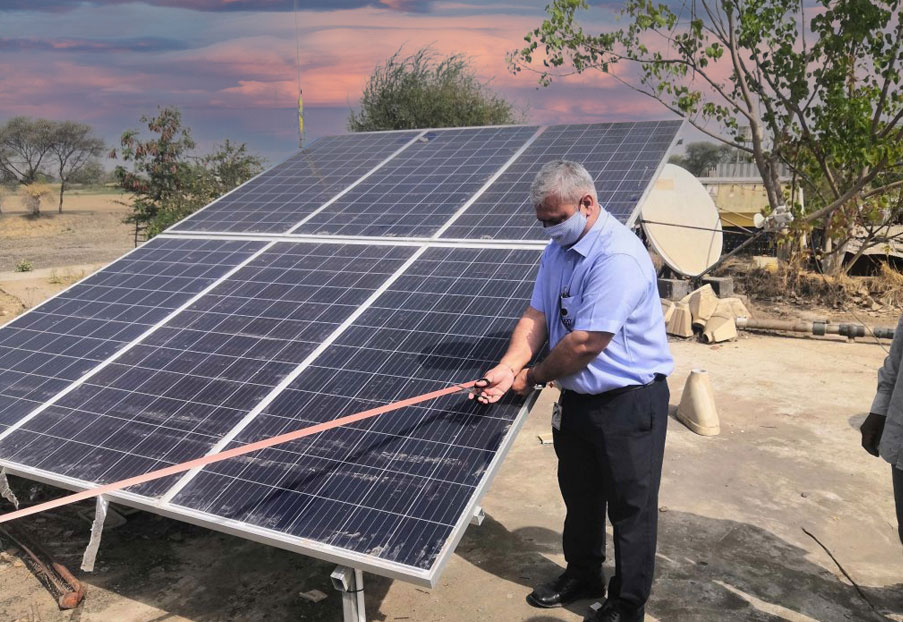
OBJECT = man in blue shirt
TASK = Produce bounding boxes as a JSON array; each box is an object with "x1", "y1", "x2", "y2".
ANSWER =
[{"x1": 472, "y1": 160, "x2": 673, "y2": 622}]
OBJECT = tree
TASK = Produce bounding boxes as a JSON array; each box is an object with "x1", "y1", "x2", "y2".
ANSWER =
[
  {"x1": 47, "y1": 121, "x2": 104, "y2": 213},
  {"x1": 349, "y1": 46, "x2": 521, "y2": 131},
  {"x1": 112, "y1": 107, "x2": 265, "y2": 243},
  {"x1": 0, "y1": 117, "x2": 55, "y2": 184},
  {"x1": 112, "y1": 107, "x2": 198, "y2": 244},
  {"x1": 509, "y1": 0, "x2": 903, "y2": 274},
  {"x1": 669, "y1": 141, "x2": 736, "y2": 176},
  {"x1": 68, "y1": 159, "x2": 106, "y2": 186},
  {"x1": 143, "y1": 139, "x2": 265, "y2": 238}
]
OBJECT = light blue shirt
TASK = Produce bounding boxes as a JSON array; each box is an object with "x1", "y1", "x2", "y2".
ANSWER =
[{"x1": 529, "y1": 210, "x2": 674, "y2": 394}]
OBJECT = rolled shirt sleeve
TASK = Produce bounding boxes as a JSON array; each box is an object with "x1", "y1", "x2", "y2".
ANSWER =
[{"x1": 572, "y1": 253, "x2": 647, "y2": 335}]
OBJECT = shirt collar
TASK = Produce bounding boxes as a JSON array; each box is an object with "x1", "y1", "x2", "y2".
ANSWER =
[{"x1": 567, "y1": 209, "x2": 610, "y2": 257}]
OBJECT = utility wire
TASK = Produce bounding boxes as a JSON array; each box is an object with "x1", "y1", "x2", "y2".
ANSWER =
[{"x1": 640, "y1": 219, "x2": 757, "y2": 236}]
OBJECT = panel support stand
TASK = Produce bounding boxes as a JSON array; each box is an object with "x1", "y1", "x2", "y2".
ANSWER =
[
  {"x1": 81, "y1": 495, "x2": 109, "y2": 572},
  {"x1": 0, "y1": 467, "x2": 19, "y2": 509},
  {"x1": 331, "y1": 565, "x2": 365, "y2": 622},
  {"x1": 470, "y1": 505, "x2": 485, "y2": 526}
]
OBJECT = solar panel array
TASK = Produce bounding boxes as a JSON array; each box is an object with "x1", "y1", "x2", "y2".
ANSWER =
[
  {"x1": 171, "y1": 131, "x2": 421, "y2": 234},
  {"x1": 0, "y1": 121, "x2": 680, "y2": 585}
]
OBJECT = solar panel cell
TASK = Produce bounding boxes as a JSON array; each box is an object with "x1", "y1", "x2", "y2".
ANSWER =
[
  {"x1": 440, "y1": 121, "x2": 681, "y2": 240},
  {"x1": 0, "y1": 238, "x2": 264, "y2": 432},
  {"x1": 170, "y1": 246, "x2": 542, "y2": 571},
  {"x1": 0, "y1": 243, "x2": 416, "y2": 496},
  {"x1": 170, "y1": 131, "x2": 421, "y2": 234},
  {"x1": 292, "y1": 126, "x2": 538, "y2": 238}
]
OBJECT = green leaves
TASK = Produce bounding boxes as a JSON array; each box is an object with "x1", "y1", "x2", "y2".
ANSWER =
[
  {"x1": 510, "y1": 0, "x2": 903, "y2": 271},
  {"x1": 349, "y1": 46, "x2": 520, "y2": 132},
  {"x1": 114, "y1": 107, "x2": 264, "y2": 242}
]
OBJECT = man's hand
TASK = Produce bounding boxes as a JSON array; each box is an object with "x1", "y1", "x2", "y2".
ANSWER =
[
  {"x1": 512, "y1": 368, "x2": 533, "y2": 397},
  {"x1": 861, "y1": 412, "x2": 887, "y2": 457},
  {"x1": 469, "y1": 365, "x2": 515, "y2": 404}
]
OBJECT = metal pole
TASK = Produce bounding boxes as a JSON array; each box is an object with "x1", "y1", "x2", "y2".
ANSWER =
[{"x1": 331, "y1": 566, "x2": 365, "y2": 622}]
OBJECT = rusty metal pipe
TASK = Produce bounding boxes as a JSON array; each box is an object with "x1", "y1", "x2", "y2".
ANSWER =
[
  {"x1": 736, "y1": 317, "x2": 894, "y2": 340},
  {"x1": 0, "y1": 524, "x2": 86, "y2": 609}
]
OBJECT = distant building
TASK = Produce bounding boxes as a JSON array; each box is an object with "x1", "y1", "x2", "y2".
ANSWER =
[{"x1": 698, "y1": 162, "x2": 798, "y2": 254}]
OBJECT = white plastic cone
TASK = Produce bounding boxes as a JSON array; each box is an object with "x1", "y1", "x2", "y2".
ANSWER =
[{"x1": 676, "y1": 369, "x2": 720, "y2": 436}]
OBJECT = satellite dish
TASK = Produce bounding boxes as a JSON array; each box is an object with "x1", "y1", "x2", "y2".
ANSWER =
[{"x1": 641, "y1": 164, "x2": 723, "y2": 277}]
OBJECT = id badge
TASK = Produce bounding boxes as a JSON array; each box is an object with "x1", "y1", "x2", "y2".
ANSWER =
[{"x1": 551, "y1": 402, "x2": 562, "y2": 431}]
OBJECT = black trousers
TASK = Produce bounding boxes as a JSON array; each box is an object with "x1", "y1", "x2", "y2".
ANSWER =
[
  {"x1": 552, "y1": 378, "x2": 669, "y2": 609},
  {"x1": 894, "y1": 466, "x2": 903, "y2": 545}
]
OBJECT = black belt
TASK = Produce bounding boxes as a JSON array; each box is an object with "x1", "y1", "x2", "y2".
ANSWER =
[{"x1": 561, "y1": 373, "x2": 666, "y2": 400}]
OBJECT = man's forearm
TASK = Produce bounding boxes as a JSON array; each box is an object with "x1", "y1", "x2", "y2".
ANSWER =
[
  {"x1": 499, "y1": 307, "x2": 547, "y2": 373},
  {"x1": 529, "y1": 330, "x2": 611, "y2": 385}
]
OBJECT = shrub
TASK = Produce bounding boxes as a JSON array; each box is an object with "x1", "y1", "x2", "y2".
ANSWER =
[{"x1": 19, "y1": 183, "x2": 51, "y2": 217}]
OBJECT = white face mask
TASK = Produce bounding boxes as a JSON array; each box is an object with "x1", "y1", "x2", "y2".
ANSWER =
[{"x1": 543, "y1": 208, "x2": 587, "y2": 247}]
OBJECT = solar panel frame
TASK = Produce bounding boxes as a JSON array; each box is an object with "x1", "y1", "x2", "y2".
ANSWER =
[
  {"x1": 0, "y1": 383, "x2": 533, "y2": 587},
  {"x1": 0, "y1": 237, "x2": 545, "y2": 587},
  {"x1": 0, "y1": 120, "x2": 683, "y2": 588}
]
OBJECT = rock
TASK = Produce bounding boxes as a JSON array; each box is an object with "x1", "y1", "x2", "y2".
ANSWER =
[
  {"x1": 752, "y1": 255, "x2": 778, "y2": 271},
  {"x1": 299, "y1": 589, "x2": 328, "y2": 603},
  {"x1": 714, "y1": 297, "x2": 751, "y2": 320}
]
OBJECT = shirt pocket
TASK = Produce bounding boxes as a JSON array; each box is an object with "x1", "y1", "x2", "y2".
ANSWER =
[{"x1": 559, "y1": 294, "x2": 580, "y2": 332}]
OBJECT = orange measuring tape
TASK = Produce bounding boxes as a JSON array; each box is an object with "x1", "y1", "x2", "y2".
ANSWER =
[{"x1": 0, "y1": 380, "x2": 479, "y2": 524}]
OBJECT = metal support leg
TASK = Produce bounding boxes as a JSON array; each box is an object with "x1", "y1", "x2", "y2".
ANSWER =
[{"x1": 331, "y1": 565, "x2": 365, "y2": 622}]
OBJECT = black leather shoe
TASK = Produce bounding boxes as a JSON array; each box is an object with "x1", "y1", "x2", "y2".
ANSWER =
[
  {"x1": 526, "y1": 573, "x2": 604, "y2": 608},
  {"x1": 584, "y1": 598, "x2": 645, "y2": 621}
]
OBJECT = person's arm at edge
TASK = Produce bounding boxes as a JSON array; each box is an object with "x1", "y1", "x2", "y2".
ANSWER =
[
  {"x1": 863, "y1": 313, "x2": 903, "y2": 456},
  {"x1": 470, "y1": 306, "x2": 547, "y2": 404}
]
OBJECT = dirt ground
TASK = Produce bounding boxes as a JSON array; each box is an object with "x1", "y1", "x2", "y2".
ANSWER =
[
  {"x1": 0, "y1": 189, "x2": 134, "y2": 274},
  {"x1": 1, "y1": 335, "x2": 901, "y2": 622},
  {"x1": 1, "y1": 200, "x2": 902, "y2": 621}
]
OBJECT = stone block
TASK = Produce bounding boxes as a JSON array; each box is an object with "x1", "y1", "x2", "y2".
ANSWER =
[
  {"x1": 701, "y1": 275, "x2": 734, "y2": 298},
  {"x1": 657, "y1": 278, "x2": 690, "y2": 301}
]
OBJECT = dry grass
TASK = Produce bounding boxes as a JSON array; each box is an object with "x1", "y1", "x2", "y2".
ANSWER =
[
  {"x1": 728, "y1": 258, "x2": 903, "y2": 309},
  {"x1": 0, "y1": 192, "x2": 133, "y2": 272}
]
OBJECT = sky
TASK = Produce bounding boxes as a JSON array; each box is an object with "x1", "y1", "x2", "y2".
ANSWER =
[{"x1": 0, "y1": 0, "x2": 689, "y2": 166}]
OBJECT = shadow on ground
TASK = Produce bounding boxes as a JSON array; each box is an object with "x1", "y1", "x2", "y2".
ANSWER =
[
  {"x1": 5, "y1": 480, "x2": 902, "y2": 621},
  {"x1": 1, "y1": 476, "x2": 392, "y2": 622},
  {"x1": 456, "y1": 510, "x2": 903, "y2": 622}
]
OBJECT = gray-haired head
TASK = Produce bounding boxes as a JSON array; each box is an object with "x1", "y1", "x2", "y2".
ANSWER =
[{"x1": 529, "y1": 160, "x2": 598, "y2": 208}]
